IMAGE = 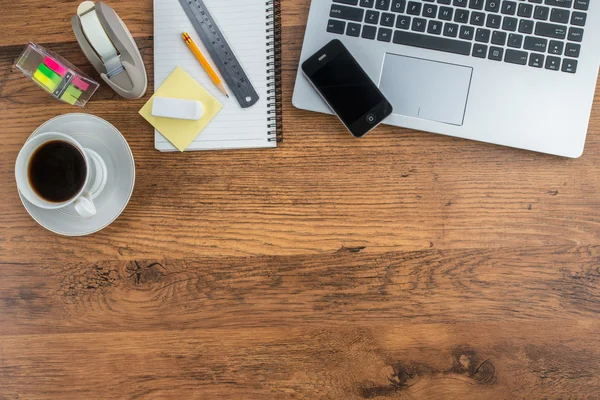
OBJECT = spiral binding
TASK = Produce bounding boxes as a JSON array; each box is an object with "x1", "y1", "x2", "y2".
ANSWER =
[{"x1": 266, "y1": 0, "x2": 283, "y2": 143}]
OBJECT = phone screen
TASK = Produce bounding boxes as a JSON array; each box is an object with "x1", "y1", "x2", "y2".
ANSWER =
[{"x1": 302, "y1": 40, "x2": 392, "y2": 137}]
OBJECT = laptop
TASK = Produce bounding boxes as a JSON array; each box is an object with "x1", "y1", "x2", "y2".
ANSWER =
[{"x1": 292, "y1": 0, "x2": 600, "y2": 158}]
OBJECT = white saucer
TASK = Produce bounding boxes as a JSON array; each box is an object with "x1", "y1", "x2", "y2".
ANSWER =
[{"x1": 19, "y1": 113, "x2": 135, "y2": 236}]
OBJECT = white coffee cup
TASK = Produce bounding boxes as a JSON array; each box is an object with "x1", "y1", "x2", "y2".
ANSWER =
[{"x1": 15, "y1": 132, "x2": 107, "y2": 219}]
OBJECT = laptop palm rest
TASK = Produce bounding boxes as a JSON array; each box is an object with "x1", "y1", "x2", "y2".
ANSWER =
[{"x1": 379, "y1": 54, "x2": 473, "y2": 126}]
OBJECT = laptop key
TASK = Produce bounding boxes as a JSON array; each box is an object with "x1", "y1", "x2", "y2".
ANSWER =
[
  {"x1": 443, "y1": 22, "x2": 459, "y2": 37},
  {"x1": 375, "y1": 0, "x2": 391, "y2": 10},
  {"x1": 327, "y1": 19, "x2": 346, "y2": 34},
  {"x1": 570, "y1": 12, "x2": 586, "y2": 26},
  {"x1": 524, "y1": 36, "x2": 547, "y2": 52},
  {"x1": 469, "y1": 0, "x2": 485, "y2": 9},
  {"x1": 535, "y1": 22, "x2": 567, "y2": 39},
  {"x1": 454, "y1": 0, "x2": 468, "y2": 6},
  {"x1": 517, "y1": 3, "x2": 533, "y2": 17},
  {"x1": 460, "y1": 25, "x2": 475, "y2": 39},
  {"x1": 365, "y1": 10, "x2": 380, "y2": 24},
  {"x1": 428, "y1": 20, "x2": 444, "y2": 34},
  {"x1": 331, "y1": 5, "x2": 365, "y2": 22},
  {"x1": 473, "y1": 43, "x2": 487, "y2": 57},
  {"x1": 562, "y1": 58, "x2": 577, "y2": 73},
  {"x1": 438, "y1": 0, "x2": 452, "y2": 4},
  {"x1": 475, "y1": 28, "x2": 491, "y2": 42},
  {"x1": 565, "y1": 42, "x2": 580, "y2": 57},
  {"x1": 507, "y1": 33, "x2": 523, "y2": 48},
  {"x1": 550, "y1": 8, "x2": 569, "y2": 23},
  {"x1": 381, "y1": 12, "x2": 396, "y2": 26},
  {"x1": 529, "y1": 53, "x2": 544, "y2": 67},
  {"x1": 390, "y1": 0, "x2": 406, "y2": 12},
  {"x1": 362, "y1": 24, "x2": 377, "y2": 38},
  {"x1": 574, "y1": 0, "x2": 589, "y2": 10},
  {"x1": 534, "y1": 6, "x2": 549, "y2": 20},
  {"x1": 545, "y1": 55, "x2": 560, "y2": 70},
  {"x1": 486, "y1": 14, "x2": 501, "y2": 28},
  {"x1": 396, "y1": 15, "x2": 411, "y2": 28},
  {"x1": 529, "y1": 0, "x2": 542, "y2": 3},
  {"x1": 488, "y1": 46, "x2": 504, "y2": 60},
  {"x1": 439, "y1": 6, "x2": 454, "y2": 20},
  {"x1": 455, "y1": 9, "x2": 470, "y2": 22},
  {"x1": 392, "y1": 30, "x2": 472, "y2": 55},
  {"x1": 501, "y1": 1, "x2": 517, "y2": 15},
  {"x1": 378, "y1": 27, "x2": 393, "y2": 41},
  {"x1": 360, "y1": 0, "x2": 375, "y2": 6},
  {"x1": 334, "y1": 0, "x2": 359, "y2": 5},
  {"x1": 568, "y1": 27, "x2": 583, "y2": 42},
  {"x1": 518, "y1": 19, "x2": 534, "y2": 34},
  {"x1": 502, "y1": 16, "x2": 518, "y2": 31},
  {"x1": 544, "y1": 0, "x2": 572, "y2": 8},
  {"x1": 412, "y1": 17, "x2": 427, "y2": 31},
  {"x1": 423, "y1": 4, "x2": 438, "y2": 17},
  {"x1": 485, "y1": 0, "x2": 500, "y2": 12},
  {"x1": 346, "y1": 22, "x2": 362, "y2": 36},
  {"x1": 470, "y1": 11, "x2": 485, "y2": 25},
  {"x1": 505, "y1": 49, "x2": 528, "y2": 65},
  {"x1": 492, "y1": 30, "x2": 507, "y2": 45},
  {"x1": 407, "y1": 1, "x2": 422, "y2": 14},
  {"x1": 548, "y1": 40, "x2": 564, "y2": 55}
]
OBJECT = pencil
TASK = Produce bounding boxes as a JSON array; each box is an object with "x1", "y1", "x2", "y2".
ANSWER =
[{"x1": 182, "y1": 32, "x2": 229, "y2": 98}]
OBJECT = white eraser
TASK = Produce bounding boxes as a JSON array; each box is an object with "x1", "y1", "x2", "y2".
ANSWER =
[{"x1": 152, "y1": 97, "x2": 204, "y2": 120}]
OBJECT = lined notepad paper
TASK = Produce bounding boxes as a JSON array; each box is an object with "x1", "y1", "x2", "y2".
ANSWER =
[{"x1": 154, "y1": 0, "x2": 277, "y2": 151}]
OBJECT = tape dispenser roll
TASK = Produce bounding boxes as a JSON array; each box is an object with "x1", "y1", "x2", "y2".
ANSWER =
[
  {"x1": 72, "y1": 1, "x2": 147, "y2": 99},
  {"x1": 78, "y1": 2, "x2": 122, "y2": 77}
]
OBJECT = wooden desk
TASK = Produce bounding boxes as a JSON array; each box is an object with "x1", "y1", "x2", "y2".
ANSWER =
[{"x1": 1, "y1": 1, "x2": 599, "y2": 398}]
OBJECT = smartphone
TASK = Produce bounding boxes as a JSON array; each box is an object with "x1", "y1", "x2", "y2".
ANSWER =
[{"x1": 302, "y1": 39, "x2": 393, "y2": 138}]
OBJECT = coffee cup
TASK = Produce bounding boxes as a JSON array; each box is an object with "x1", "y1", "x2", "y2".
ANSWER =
[{"x1": 15, "y1": 132, "x2": 107, "y2": 219}]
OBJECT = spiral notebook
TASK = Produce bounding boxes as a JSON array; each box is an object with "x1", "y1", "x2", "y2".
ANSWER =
[{"x1": 153, "y1": 0, "x2": 282, "y2": 151}]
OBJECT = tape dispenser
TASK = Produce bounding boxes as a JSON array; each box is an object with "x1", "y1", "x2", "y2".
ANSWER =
[{"x1": 72, "y1": 1, "x2": 147, "y2": 99}]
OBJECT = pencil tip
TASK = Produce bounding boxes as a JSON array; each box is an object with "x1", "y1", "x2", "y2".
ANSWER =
[{"x1": 226, "y1": 94, "x2": 230, "y2": 98}]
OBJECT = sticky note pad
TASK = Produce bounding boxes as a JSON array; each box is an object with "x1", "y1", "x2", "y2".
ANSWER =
[
  {"x1": 33, "y1": 69, "x2": 59, "y2": 92},
  {"x1": 43, "y1": 57, "x2": 67, "y2": 76},
  {"x1": 64, "y1": 85, "x2": 83, "y2": 99},
  {"x1": 60, "y1": 93, "x2": 79, "y2": 105},
  {"x1": 37, "y1": 63, "x2": 62, "y2": 83},
  {"x1": 72, "y1": 76, "x2": 90, "y2": 91},
  {"x1": 139, "y1": 67, "x2": 222, "y2": 152}
]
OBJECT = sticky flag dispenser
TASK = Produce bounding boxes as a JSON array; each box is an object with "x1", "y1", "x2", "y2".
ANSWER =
[{"x1": 14, "y1": 43, "x2": 99, "y2": 107}]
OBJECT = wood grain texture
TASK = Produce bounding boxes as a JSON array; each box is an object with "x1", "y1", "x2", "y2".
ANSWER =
[
  {"x1": 1, "y1": 246, "x2": 600, "y2": 336},
  {"x1": 1, "y1": 247, "x2": 600, "y2": 399},
  {"x1": 1, "y1": 0, "x2": 600, "y2": 398}
]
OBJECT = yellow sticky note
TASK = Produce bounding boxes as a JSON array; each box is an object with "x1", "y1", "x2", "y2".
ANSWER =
[
  {"x1": 139, "y1": 67, "x2": 222, "y2": 151},
  {"x1": 60, "y1": 93, "x2": 78, "y2": 105},
  {"x1": 33, "y1": 69, "x2": 59, "y2": 92}
]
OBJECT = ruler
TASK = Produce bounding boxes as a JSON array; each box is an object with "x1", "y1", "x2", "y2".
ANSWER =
[{"x1": 178, "y1": 0, "x2": 259, "y2": 108}]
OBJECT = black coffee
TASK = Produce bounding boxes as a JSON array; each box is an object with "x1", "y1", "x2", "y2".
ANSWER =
[{"x1": 28, "y1": 140, "x2": 87, "y2": 203}]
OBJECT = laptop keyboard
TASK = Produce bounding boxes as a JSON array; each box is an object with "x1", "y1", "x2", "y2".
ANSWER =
[{"x1": 327, "y1": 0, "x2": 588, "y2": 73}]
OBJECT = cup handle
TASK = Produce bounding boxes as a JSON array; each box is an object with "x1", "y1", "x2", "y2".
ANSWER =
[{"x1": 74, "y1": 193, "x2": 97, "y2": 219}]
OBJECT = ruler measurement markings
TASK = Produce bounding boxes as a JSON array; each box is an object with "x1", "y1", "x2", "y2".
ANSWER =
[{"x1": 179, "y1": 0, "x2": 258, "y2": 107}]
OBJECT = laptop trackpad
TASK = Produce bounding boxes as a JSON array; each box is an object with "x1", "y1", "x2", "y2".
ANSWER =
[{"x1": 379, "y1": 54, "x2": 473, "y2": 126}]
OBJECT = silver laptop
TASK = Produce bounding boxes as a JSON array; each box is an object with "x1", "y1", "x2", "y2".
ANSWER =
[{"x1": 293, "y1": 0, "x2": 599, "y2": 158}]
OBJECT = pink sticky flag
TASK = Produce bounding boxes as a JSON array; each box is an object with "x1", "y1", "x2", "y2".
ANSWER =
[
  {"x1": 43, "y1": 57, "x2": 67, "y2": 77},
  {"x1": 72, "y1": 76, "x2": 90, "y2": 91}
]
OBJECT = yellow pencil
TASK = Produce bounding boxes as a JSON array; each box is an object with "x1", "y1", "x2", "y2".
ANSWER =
[{"x1": 182, "y1": 32, "x2": 229, "y2": 98}]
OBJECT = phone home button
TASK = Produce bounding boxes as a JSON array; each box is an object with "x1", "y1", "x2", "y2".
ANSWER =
[{"x1": 366, "y1": 114, "x2": 376, "y2": 124}]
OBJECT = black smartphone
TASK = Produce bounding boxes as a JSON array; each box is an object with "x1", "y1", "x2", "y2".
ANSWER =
[{"x1": 301, "y1": 39, "x2": 393, "y2": 138}]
